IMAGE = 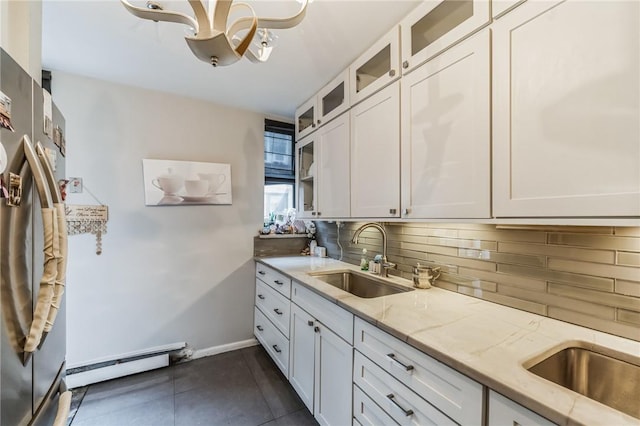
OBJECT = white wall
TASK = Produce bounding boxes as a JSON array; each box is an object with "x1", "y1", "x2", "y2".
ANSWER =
[
  {"x1": 51, "y1": 71, "x2": 264, "y2": 367},
  {"x1": 0, "y1": 0, "x2": 42, "y2": 80}
]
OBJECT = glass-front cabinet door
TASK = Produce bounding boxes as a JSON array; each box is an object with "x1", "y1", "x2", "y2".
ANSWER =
[
  {"x1": 295, "y1": 96, "x2": 318, "y2": 140},
  {"x1": 317, "y1": 70, "x2": 349, "y2": 128},
  {"x1": 349, "y1": 26, "x2": 400, "y2": 106},
  {"x1": 296, "y1": 135, "x2": 316, "y2": 218},
  {"x1": 400, "y1": 0, "x2": 490, "y2": 74}
]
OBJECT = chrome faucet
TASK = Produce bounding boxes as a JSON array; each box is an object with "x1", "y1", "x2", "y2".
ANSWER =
[{"x1": 351, "y1": 223, "x2": 396, "y2": 277}]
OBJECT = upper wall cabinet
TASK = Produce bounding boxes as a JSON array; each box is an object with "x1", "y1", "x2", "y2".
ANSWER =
[
  {"x1": 316, "y1": 70, "x2": 350, "y2": 128},
  {"x1": 400, "y1": 0, "x2": 490, "y2": 74},
  {"x1": 317, "y1": 112, "x2": 350, "y2": 218},
  {"x1": 401, "y1": 29, "x2": 491, "y2": 219},
  {"x1": 492, "y1": 0, "x2": 640, "y2": 217},
  {"x1": 296, "y1": 96, "x2": 318, "y2": 140},
  {"x1": 351, "y1": 81, "x2": 401, "y2": 218},
  {"x1": 492, "y1": 0, "x2": 526, "y2": 19},
  {"x1": 349, "y1": 26, "x2": 401, "y2": 106},
  {"x1": 296, "y1": 134, "x2": 317, "y2": 218}
]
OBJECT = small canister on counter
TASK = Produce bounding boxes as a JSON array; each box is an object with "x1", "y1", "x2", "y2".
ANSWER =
[{"x1": 412, "y1": 262, "x2": 441, "y2": 289}]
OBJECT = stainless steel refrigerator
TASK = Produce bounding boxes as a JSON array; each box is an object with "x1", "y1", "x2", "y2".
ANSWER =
[{"x1": 1, "y1": 48, "x2": 68, "y2": 425}]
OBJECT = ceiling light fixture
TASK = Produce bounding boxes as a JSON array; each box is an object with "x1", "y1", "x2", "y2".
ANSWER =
[{"x1": 120, "y1": 0, "x2": 309, "y2": 67}]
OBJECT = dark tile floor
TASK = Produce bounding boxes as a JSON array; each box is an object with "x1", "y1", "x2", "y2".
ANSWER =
[{"x1": 68, "y1": 345, "x2": 318, "y2": 426}]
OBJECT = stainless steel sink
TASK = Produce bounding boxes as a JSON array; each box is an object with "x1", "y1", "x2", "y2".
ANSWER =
[
  {"x1": 308, "y1": 270, "x2": 414, "y2": 298},
  {"x1": 525, "y1": 344, "x2": 640, "y2": 419}
]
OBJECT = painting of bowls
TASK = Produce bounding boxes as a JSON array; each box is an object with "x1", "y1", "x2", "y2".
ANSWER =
[{"x1": 143, "y1": 159, "x2": 232, "y2": 206}]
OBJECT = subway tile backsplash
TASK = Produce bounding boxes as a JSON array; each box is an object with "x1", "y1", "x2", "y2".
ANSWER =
[{"x1": 315, "y1": 222, "x2": 640, "y2": 341}]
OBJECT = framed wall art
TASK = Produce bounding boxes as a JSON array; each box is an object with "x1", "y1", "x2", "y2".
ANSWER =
[{"x1": 142, "y1": 159, "x2": 232, "y2": 206}]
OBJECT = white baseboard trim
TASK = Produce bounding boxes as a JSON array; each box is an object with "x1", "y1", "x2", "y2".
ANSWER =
[
  {"x1": 192, "y1": 338, "x2": 259, "y2": 359},
  {"x1": 66, "y1": 354, "x2": 169, "y2": 389}
]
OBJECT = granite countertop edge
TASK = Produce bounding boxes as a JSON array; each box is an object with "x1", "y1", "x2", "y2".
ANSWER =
[{"x1": 254, "y1": 255, "x2": 640, "y2": 426}]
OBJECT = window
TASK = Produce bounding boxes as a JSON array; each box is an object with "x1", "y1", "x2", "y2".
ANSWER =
[{"x1": 264, "y1": 119, "x2": 295, "y2": 223}]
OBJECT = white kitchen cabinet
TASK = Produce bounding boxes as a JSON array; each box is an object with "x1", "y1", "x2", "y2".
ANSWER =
[
  {"x1": 400, "y1": 0, "x2": 490, "y2": 74},
  {"x1": 317, "y1": 111, "x2": 350, "y2": 218},
  {"x1": 488, "y1": 391, "x2": 556, "y2": 426},
  {"x1": 492, "y1": 0, "x2": 526, "y2": 19},
  {"x1": 349, "y1": 26, "x2": 401, "y2": 106},
  {"x1": 254, "y1": 307, "x2": 290, "y2": 377},
  {"x1": 317, "y1": 70, "x2": 350, "y2": 128},
  {"x1": 296, "y1": 134, "x2": 317, "y2": 218},
  {"x1": 289, "y1": 300, "x2": 353, "y2": 426},
  {"x1": 401, "y1": 29, "x2": 491, "y2": 219},
  {"x1": 296, "y1": 112, "x2": 350, "y2": 219},
  {"x1": 289, "y1": 304, "x2": 316, "y2": 412},
  {"x1": 492, "y1": 0, "x2": 640, "y2": 218},
  {"x1": 296, "y1": 95, "x2": 318, "y2": 140},
  {"x1": 350, "y1": 81, "x2": 401, "y2": 218},
  {"x1": 354, "y1": 318, "x2": 483, "y2": 425}
]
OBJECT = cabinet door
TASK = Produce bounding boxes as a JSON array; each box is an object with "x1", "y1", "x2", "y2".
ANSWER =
[
  {"x1": 351, "y1": 81, "x2": 401, "y2": 218},
  {"x1": 492, "y1": 0, "x2": 640, "y2": 217},
  {"x1": 289, "y1": 304, "x2": 316, "y2": 413},
  {"x1": 317, "y1": 111, "x2": 350, "y2": 218},
  {"x1": 296, "y1": 134, "x2": 317, "y2": 219},
  {"x1": 488, "y1": 391, "x2": 555, "y2": 426},
  {"x1": 296, "y1": 95, "x2": 318, "y2": 140},
  {"x1": 350, "y1": 26, "x2": 401, "y2": 106},
  {"x1": 401, "y1": 29, "x2": 491, "y2": 219},
  {"x1": 400, "y1": 0, "x2": 490, "y2": 74},
  {"x1": 317, "y1": 70, "x2": 349, "y2": 128},
  {"x1": 314, "y1": 324, "x2": 353, "y2": 426}
]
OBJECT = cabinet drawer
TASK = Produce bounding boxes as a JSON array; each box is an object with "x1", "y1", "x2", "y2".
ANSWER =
[
  {"x1": 354, "y1": 351, "x2": 456, "y2": 426},
  {"x1": 254, "y1": 307, "x2": 289, "y2": 378},
  {"x1": 355, "y1": 318, "x2": 482, "y2": 425},
  {"x1": 255, "y1": 279, "x2": 290, "y2": 337},
  {"x1": 292, "y1": 281, "x2": 354, "y2": 344},
  {"x1": 354, "y1": 384, "x2": 398, "y2": 426},
  {"x1": 488, "y1": 391, "x2": 555, "y2": 426},
  {"x1": 256, "y1": 263, "x2": 291, "y2": 297}
]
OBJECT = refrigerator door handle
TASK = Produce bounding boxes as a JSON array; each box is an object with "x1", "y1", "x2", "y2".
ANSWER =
[{"x1": 8, "y1": 136, "x2": 59, "y2": 361}]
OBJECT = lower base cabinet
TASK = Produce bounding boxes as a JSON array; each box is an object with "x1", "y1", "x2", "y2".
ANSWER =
[{"x1": 289, "y1": 302, "x2": 353, "y2": 426}]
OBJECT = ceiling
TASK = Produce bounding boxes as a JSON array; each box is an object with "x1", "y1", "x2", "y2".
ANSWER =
[{"x1": 42, "y1": 0, "x2": 421, "y2": 118}]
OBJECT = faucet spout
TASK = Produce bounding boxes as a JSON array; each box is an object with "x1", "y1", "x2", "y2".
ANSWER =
[{"x1": 351, "y1": 223, "x2": 394, "y2": 277}]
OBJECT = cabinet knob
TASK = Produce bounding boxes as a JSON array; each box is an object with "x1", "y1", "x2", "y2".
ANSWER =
[
  {"x1": 311, "y1": 212, "x2": 317, "y2": 216},
  {"x1": 307, "y1": 320, "x2": 314, "y2": 327},
  {"x1": 402, "y1": 60, "x2": 409, "y2": 69},
  {"x1": 389, "y1": 208, "x2": 397, "y2": 215},
  {"x1": 312, "y1": 123, "x2": 316, "y2": 128},
  {"x1": 314, "y1": 326, "x2": 320, "y2": 333},
  {"x1": 389, "y1": 69, "x2": 396, "y2": 77},
  {"x1": 317, "y1": 212, "x2": 321, "y2": 216},
  {"x1": 403, "y1": 208, "x2": 410, "y2": 215},
  {"x1": 317, "y1": 119, "x2": 321, "y2": 125}
]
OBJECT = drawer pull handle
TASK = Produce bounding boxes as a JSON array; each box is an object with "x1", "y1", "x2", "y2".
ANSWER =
[
  {"x1": 386, "y1": 394, "x2": 413, "y2": 417},
  {"x1": 274, "y1": 280, "x2": 284, "y2": 286},
  {"x1": 274, "y1": 308, "x2": 283, "y2": 315},
  {"x1": 256, "y1": 325, "x2": 264, "y2": 331},
  {"x1": 257, "y1": 294, "x2": 265, "y2": 300},
  {"x1": 273, "y1": 344, "x2": 282, "y2": 353},
  {"x1": 387, "y1": 353, "x2": 414, "y2": 371},
  {"x1": 307, "y1": 320, "x2": 314, "y2": 327},
  {"x1": 258, "y1": 270, "x2": 266, "y2": 275}
]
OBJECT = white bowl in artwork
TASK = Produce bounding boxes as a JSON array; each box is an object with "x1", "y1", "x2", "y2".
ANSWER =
[
  {"x1": 185, "y1": 179, "x2": 209, "y2": 197},
  {"x1": 152, "y1": 168, "x2": 184, "y2": 195}
]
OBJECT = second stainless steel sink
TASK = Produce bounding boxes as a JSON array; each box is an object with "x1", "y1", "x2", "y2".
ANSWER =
[
  {"x1": 526, "y1": 343, "x2": 640, "y2": 419},
  {"x1": 308, "y1": 270, "x2": 414, "y2": 298}
]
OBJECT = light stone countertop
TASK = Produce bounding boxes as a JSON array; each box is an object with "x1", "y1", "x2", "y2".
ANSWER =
[{"x1": 255, "y1": 255, "x2": 640, "y2": 426}]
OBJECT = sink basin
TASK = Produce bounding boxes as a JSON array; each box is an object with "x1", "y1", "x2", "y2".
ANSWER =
[
  {"x1": 526, "y1": 343, "x2": 640, "y2": 419},
  {"x1": 308, "y1": 270, "x2": 414, "y2": 298}
]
